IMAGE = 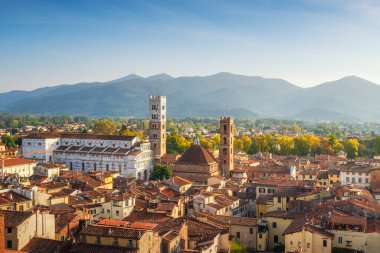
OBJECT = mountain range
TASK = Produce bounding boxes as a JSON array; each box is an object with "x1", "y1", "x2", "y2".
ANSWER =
[{"x1": 1, "y1": 73, "x2": 380, "y2": 122}]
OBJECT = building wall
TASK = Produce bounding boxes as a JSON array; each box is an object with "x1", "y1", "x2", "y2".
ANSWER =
[
  {"x1": 231, "y1": 225, "x2": 257, "y2": 250},
  {"x1": 22, "y1": 137, "x2": 60, "y2": 163},
  {"x1": 219, "y1": 117, "x2": 234, "y2": 177},
  {"x1": 53, "y1": 149, "x2": 153, "y2": 180},
  {"x1": 23, "y1": 136, "x2": 154, "y2": 179},
  {"x1": 266, "y1": 217, "x2": 292, "y2": 250},
  {"x1": 4, "y1": 162, "x2": 37, "y2": 178},
  {"x1": 0, "y1": 215, "x2": 4, "y2": 251},
  {"x1": 328, "y1": 174, "x2": 340, "y2": 187},
  {"x1": 5, "y1": 212, "x2": 55, "y2": 250},
  {"x1": 284, "y1": 230, "x2": 332, "y2": 253},
  {"x1": 330, "y1": 230, "x2": 380, "y2": 253},
  {"x1": 257, "y1": 230, "x2": 268, "y2": 252},
  {"x1": 340, "y1": 171, "x2": 370, "y2": 187},
  {"x1": 149, "y1": 95, "x2": 166, "y2": 160},
  {"x1": 82, "y1": 231, "x2": 159, "y2": 252},
  {"x1": 55, "y1": 215, "x2": 79, "y2": 241}
]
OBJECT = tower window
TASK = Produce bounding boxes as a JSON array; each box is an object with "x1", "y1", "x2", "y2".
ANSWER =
[
  {"x1": 224, "y1": 125, "x2": 227, "y2": 133},
  {"x1": 223, "y1": 137, "x2": 227, "y2": 145}
]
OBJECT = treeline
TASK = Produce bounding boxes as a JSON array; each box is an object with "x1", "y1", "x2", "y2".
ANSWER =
[
  {"x1": 236, "y1": 134, "x2": 380, "y2": 159},
  {"x1": 0, "y1": 114, "x2": 92, "y2": 128},
  {"x1": 167, "y1": 132, "x2": 380, "y2": 159}
]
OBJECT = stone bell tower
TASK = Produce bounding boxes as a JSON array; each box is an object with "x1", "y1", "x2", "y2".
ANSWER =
[
  {"x1": 149, "y1": 95, "x2": 166, "y2": 161},
  {"x1": 219, "y1": 117, "x2": 234, "y2": 177}
]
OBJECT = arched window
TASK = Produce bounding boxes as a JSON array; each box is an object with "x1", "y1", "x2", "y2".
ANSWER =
[
  {"x1": 224, "y1": 125, "x2": 227, "y2": 133},
  {"x1": 223, "y1": 148, "x2": 227, "y2": 155}
]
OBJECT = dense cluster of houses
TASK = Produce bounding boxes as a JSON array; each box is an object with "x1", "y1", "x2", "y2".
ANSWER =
[
  {"x1": 0, "y1": 96, "x2": 378, "y2": 253},
  {"x1": 0, "y1": 146, "x2": 379, "y2": 253}
]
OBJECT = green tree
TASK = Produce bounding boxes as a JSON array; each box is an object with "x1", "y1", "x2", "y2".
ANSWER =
[
  {"x1": 240, "y1": 135, "x2": 252, "y2": 153},
  {"x1": 373, "y1": 135, "x2": 380, "y2": 155},
  {"x1": 277, "y1": 135, "x2": 294, "y2": 155},
  {"x1": 150, "y1": 164, "x2": 172, "y2": 180},
  {"x1": 322, "y1": 134, "x2": 343, "y2": 155},
  {"x1": 93, "y1": 118, "x2": 118, "y2": 135},
  {"x1": 294, "y1": 134, "x2": 321, "y2": 156},
  {"x1": 1, "y1": 135, "x2": 16, "y2": 148},
  {"x1": 249, "y1": 134, "x2": 275, "y2": 154},
  {"x1": 231, "y1": 239, "x2": 247, "y2": 253},
  {"x1": 344, "y1": 138, "x2": 359, "y2": 159},
  {"x1": 166, "y1": 130, "x2": 191, "y2": 154}
]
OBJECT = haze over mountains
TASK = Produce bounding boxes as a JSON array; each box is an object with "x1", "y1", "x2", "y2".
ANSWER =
[{"x1": 1, "y1": 73, "x2": 379, "y2": 122}]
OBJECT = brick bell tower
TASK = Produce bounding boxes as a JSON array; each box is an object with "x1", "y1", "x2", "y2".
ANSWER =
[
  {"x1": 149, "y1": 95, "x2": 166, "y2": 161},
  {"x1": 219, "y1": 117, "x2": 234, "y2": 177}
]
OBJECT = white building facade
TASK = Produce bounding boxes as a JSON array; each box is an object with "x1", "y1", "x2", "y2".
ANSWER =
[
  {"x1": 340, "y1": 169, "x2": 371, "y2": 188},
  {"x1": 22, "y1": 133, "x2": 154, "y2": 179}
]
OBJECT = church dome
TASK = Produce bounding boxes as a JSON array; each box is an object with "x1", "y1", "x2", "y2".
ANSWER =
[{"x1": 177, "y1": 144, "x2": 216, "y2": 165}]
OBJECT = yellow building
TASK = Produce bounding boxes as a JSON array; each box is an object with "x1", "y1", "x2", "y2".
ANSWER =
[
  {"x1": 79, "y1": 224, "x2": 161, "y2": 252},
  {"x1": 269, "y1": 187, "x2": 298, "y2": 212},
  {"x1": 0, "y1": 191, "x2": 32, "y2": 211},
  {"x1": 255, "y1": 195, "x2": 273, "y2": 217},
  {"x1": 328, "y1": 169, "x2": 340, "y2": 187},
  {"x1": 0, "y1": 210, "x2": 55, "y2": 250},
  {"x1": 263, "y1": 211, "x2": 303, "y2": 251},
  {"x1": 329, "y1": 211, "x2": 380, "y2": 253},
  {"x1": 283, "y1": 220, "x2": 334, "y2": 253}
]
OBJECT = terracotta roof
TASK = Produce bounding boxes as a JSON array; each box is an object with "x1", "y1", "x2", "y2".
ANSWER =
[
  {"x1": 80, "y1": 225, "x2": 146, "y2": 239},
  {"x1": 155, "y1": 202, "x2": 177, "y2": 212},
  {"x1": 0, "y1": 191, "x2": 31, "y2": 203},
  {"x1": 187, "y1": 219, "x2": 227, "y2": 242},
  {"x1": 168, "y1": 176, "x2": 193, "y2": 186},
  {"x1": 3, "y1": 158, "x2": 36, "y2": 167},
  {"x1": 124, "y1": 210, "x2": 170, "y2": 223},
  {"x1": 255, "y1": 194, "x2": 273, "y2": 204},
  {"x1": 283, "y1": 217, "x2": 334, "y2": 238},
  {"x1": 70, "y1": 243, "x2": 138, "y2": 253},
  {"x1": 130, "y1": 221, "x2": 157, "y2": 230},
  {"x1": 204, "y1": 214, "x2": 259, "y2": 227},
  {"x1": 264, "y1": 211, "x2": 304, "y2": 220},
  {"x1": 26, "y1": 132, "x2": 137, "y2": 141},
  {"x1": 273, "y1": 186, "x2": 299, "y2": 197},
  {"x1": 177, "y1": 144, "x2": 216, "y2": 165},
  {"x1": 97, "y1": 219, "x2": 130, "y2": 226},
  {"x1": 0, "y1": 210, "x2": 33, "y2": 227},
  {"x1": 331, "y1": 212, "x2": 367, "y2": 227},
  {"x1": 21, "y1": 237, "x2": 69, "y2": 253},
  {"x1": 55, "y1": 213, "x2": 78, "y2": 232}
]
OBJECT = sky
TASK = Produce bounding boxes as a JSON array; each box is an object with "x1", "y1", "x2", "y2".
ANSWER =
[{"x1": 1, "y1": 0, "x2": 380, "y2": 92}]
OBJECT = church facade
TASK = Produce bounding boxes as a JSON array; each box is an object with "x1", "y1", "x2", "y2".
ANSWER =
[{"x1": 22, "y1": 133, "x2": 154, "y2": 180}]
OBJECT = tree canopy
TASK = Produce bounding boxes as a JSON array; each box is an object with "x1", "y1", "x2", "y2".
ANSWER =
[
  {"x1": 150, "y1": 164, "x2": 173, "y2": 180},
  {"x1": 93, "y1": 118, "x2": 118, "y2": 135}
]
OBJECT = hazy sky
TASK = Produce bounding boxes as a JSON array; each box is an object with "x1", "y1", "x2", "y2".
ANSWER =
[{"x1": 1, "y1": 0, "x2": 380, "y2": 92}]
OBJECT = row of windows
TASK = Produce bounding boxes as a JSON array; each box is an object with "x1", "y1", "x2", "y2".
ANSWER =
[
  {"x1": 151, "y1": 114, "x2": 165, "y2": 120},
  {"x1": 345, "y1": 177, "x2": 369, "y2": 184},
  {"x1": 81, "y1": 236, "x2": 133, "y2": 247},
  {"x1": 289, "y1": 240, "x2": 327, "y2": 247},
  {"x1": 151, "y1": 104, "x2": 165, "y2": 111},
  {"x1": 235, "y1": 228, "x2": 255, "y2": 238}
]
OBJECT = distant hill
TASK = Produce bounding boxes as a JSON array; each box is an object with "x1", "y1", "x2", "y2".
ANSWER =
[{"x1": 1, "y1": 73, "x2": 380, "y2": 121}]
